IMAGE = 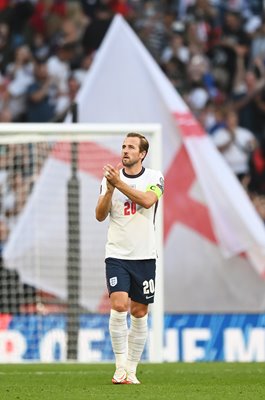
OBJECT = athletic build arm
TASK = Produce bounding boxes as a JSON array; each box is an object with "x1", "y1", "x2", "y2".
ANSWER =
[
  {"x1": 95, "y1": 182, "x2": 114, "y2": 222},
  {"x1": 114, "y1": 180, "x2": 158, "y2": 209},
  {"x1": 103, "y1": 164, "x2": 159, "y2": 209}
]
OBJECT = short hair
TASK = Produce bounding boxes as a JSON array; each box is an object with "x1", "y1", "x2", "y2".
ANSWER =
[{"x1": 126, "y1": 132, "x2": 149, "y2": 156}]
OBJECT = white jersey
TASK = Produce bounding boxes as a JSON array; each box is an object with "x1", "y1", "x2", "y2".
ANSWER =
[{"x1": 100, "y1": 167, "x2": 164, "y2": 260}]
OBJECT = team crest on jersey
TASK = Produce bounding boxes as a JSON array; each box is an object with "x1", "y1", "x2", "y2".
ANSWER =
[{"x1": 110, "y1": 277, "x2": 118, "y2": 287}]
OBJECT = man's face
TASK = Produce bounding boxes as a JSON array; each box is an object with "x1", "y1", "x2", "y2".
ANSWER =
[
  {"x1": 121, "y1": 137, "x2": 145, "y2": 167},
  {"x1": 226, "y1": 112, "x2": 238, "y2": 130},
  {"x1": 35, "y1": 63, "x2": 48, "y2": 80}
]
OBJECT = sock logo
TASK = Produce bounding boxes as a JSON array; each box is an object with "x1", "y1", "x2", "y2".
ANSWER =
[{"x1": 109, "y1": 277, "x2": 118, "y2": 287}]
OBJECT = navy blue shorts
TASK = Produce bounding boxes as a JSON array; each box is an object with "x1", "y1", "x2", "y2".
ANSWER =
[{"x1": 105, "y1": 257, "x2": 156, "y2": 304}]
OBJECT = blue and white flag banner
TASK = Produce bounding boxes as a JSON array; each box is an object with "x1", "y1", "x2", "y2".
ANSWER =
[{"x1": 1, "y1": 314, "x2": 265, "y2": 362}]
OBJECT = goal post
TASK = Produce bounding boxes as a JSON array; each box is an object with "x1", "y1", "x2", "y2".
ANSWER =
[{"x1": 0, "y1": 123, "x2": 163, "y2": 363}]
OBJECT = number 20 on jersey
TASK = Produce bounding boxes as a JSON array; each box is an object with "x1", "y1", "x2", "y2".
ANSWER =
[{"x1": 124, "y1": 201, "x2": 136, "y2": 215}]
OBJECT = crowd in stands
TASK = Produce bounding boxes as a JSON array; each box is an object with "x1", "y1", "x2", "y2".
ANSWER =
[{"x1": 0, "y1": 0, "x2": 264, "y2": 203}]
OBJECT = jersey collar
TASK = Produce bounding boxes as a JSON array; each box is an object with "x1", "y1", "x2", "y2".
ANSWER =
[{"x1": 122, "y1": 167, "x2": 145, "y2": 178}]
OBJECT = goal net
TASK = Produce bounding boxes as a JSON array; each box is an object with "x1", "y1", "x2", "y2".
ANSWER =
[{"x1": 0, "y1": 123, "x2": 163, "y2": 362}]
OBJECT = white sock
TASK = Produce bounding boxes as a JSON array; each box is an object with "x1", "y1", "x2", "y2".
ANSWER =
[
  {"x1": 127, "y1": 314, "x2": 148, "y2": 374},
  {"x1": 109, "y1": 309, "x2": 128, "y2": 369}
]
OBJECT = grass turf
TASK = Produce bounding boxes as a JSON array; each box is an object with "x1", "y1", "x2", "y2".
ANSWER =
[{"x1": 0, "y1": 362, "x2": 265, "y2": 400}]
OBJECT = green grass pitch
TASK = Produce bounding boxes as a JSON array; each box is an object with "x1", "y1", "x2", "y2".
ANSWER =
[{"x1": 1, "y1": 362, "x2": 265, "y2": 400}]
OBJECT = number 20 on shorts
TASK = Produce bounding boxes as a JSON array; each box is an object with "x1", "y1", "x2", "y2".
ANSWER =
[{"x1": 143, "y1": 279, "x2": 155, "y2": 295}]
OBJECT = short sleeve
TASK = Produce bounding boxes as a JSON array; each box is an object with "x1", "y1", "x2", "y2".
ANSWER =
[{"x1": 146, "y1": 171, "x2": 164, "y2": 199}]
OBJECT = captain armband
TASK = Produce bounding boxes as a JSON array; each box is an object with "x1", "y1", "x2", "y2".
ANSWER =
[{"x1": 146, "y1": 184, "x2": 163, "y2": 199}]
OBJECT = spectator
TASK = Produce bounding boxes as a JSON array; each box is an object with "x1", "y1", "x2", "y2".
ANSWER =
[
  {"x1": 46, "y1": 40, "x2": 75, "y2": 94},
  {"x1": 160, "y1": 22, "x2": 189, "y2": 65},
  {"x1": 30, "y1": 31, "x2": 50, "y2": 61},
  {"x1": 184, "y1": 54, "x2": 218, "y2": 115},
  {"x1": 55, "y1": 73, "x2": 81, "y2": 121},
  {"x1": 133, "y1": 1, "x2": 168, "y2": 61},
  {"x1": 232, "y1": 69, "x2": 265, "y2": 141},
  {"x1": 199, "y1": 101, "x2": 226, "y2": 134},
  {"x1": 211, "y1": 109, "x2": 257, "y2": 182},
  {"x1": 186, "y1": 0, "x2": 221, "y2": 53},
  {"x1": 29, "y1": 0, "x2": 67, "y2": 37},
  {"x1": 73, "y1": 51, "x2": 94, "y2": 85},
  {"x1": 251, "y1": 17, "x2": 265, "y2": 62},
  {"x1": 59, "y1": 17, "x2": 81, "y2": 45},
  {"x1": 82, "y1": 4, "x2": 113, "y2": 54},
  {"x1": 46, "y1": 9, "x2": 84, "y2": 70},
  {"x1": 6, "y1": 44, "x2": 34, "y2": 121},
  {"x1": 208, "y1": 9, "x2": 250, "y2": 93},
  {"x1": 161, "y1": 55, "x2": 188, "y2": 93},
  {"x1": 26, "y1": 58, "x2": 59, "y2": 122}
]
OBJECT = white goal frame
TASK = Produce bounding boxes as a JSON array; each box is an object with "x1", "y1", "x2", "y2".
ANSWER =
[{"x1": 0, "y1": 122, "x2": 164, "y2": 363}]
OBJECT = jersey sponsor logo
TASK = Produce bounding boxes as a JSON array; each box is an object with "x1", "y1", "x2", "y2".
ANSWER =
[{"x1": 109, "y1": 277, "x2": 118, "y2": 287}]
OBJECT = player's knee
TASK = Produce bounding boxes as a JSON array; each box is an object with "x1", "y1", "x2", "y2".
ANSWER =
[
  {"x1": 130, "y1": 306, "x2": 148, "y2": 318},
  {"x1": 132, "y1": 311, "x2": 147, "y2": 318},
  {"x1": 112, "y1": 301, "x2": 128, "y2": 312}
]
